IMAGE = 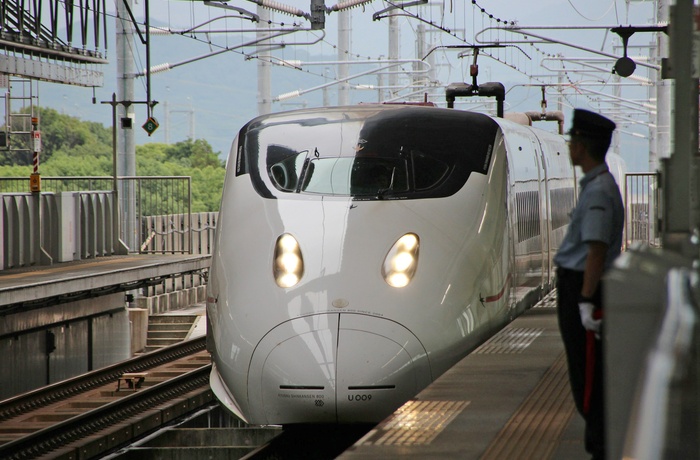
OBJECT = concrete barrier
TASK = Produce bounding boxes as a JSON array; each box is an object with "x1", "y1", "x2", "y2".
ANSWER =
[{"x1": 129, "y1": 308, "x2": 149, "y2": 354}]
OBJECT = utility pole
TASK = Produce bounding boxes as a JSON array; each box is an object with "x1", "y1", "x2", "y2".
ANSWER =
[
  {"x1": 612, "y1": 73, "x2": 622, "y2": 154},
  {"x1": 377, "y1": 64, "x2": 384, "y2": 102},
  {"x1": 338, "y1": 11, "x2": 351, "y2": 105},
  {"x1": 388, "y1": 13, "x2": 399, "y2": 97},
  {"x1": 662, "y1": 0, "x2": 699, "y2": 252},
  {"x1": 257, "y1": 6, "x2": 272, "y2": 115},
  {"x1": 413, "y1": 23, "x2": 426, "y2": 101},
  {"x1": 653, "y1": 0, "x2": 671, "y2": 172},
  {"x1": 116, "y1": 0, "x2": 137, "y2": 251}
]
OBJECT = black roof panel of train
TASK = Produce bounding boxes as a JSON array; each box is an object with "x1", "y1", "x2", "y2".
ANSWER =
[{"x1": 234, "y1": 105, "x2": 500, "y2": 200}]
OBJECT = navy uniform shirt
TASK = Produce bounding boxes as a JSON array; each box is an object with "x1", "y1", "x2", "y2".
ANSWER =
[{"x1": 554, "y1": 163, "x2": 624, "y2": 272}]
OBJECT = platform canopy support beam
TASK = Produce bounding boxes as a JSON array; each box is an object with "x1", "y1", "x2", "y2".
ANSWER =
[{"x1": 0, "y1": 0, "x2": 107, "y2": 86}]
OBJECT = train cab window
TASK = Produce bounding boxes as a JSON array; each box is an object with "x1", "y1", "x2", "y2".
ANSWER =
[
  {"x1": 350, "y1": 158, "x2": 408, "y2": 196},
  {"x1": 269, "y1": 150, "x2": 308, "y2": 192},
  {"x1": 412, "y1": 151, "x2": 449, "y2": 191},
  {"x1": 240, "y1": 106, "x2": 500, "y2": 200},
  {"x1": 269, "y1": 155, "x2": 409, "y2": 196}
]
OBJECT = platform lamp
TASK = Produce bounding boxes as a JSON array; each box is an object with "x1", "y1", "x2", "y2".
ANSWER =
[{"x1": 611, "y1": 25, "x2": 668, "y2": 78}]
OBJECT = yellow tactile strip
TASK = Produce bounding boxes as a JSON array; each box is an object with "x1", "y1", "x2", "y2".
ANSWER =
[
  {"x1": 357, "y1": 400, "x2": 471, "y2": 446},
  {"x1": 480, "y1": 351, "x2": 576, "y2": 460},
  {"x1": 474, "y1": 327, "x2": 545, "y2": 354}
]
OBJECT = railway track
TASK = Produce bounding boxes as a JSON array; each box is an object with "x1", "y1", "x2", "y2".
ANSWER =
[
  {"x1": 0, "y1": 336, "x2": 211, "y2": 459},
  {"x1": 0, "y1": 336, "x2": 374, "y2": 459}
]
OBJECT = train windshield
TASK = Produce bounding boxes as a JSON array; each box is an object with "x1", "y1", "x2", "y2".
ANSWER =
[{"x1": 237, "y1": 106, "x2": 499, "y2": 200}]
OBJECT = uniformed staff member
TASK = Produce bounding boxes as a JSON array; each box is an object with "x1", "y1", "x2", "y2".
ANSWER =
[{"x1": 554, "y1": 109, "x2": 624, "y2": 460}]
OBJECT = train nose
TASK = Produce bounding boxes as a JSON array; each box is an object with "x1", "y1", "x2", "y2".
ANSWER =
[
  {"x1": 335, "y1": 314, "x2": 432, "y2": 423},
  {"x1": 247, "y1": 314, "x2": 431, "y2": 425}
]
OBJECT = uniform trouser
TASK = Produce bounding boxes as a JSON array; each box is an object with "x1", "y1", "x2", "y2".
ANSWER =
[{"x1": 556, "y1": 267, "x2": 605, "y2": 460}]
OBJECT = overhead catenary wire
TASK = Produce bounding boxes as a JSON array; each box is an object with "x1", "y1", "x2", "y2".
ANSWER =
[
  {"x1": 566, "y1": 0, "x2": 616, "y2": 22},
  {"x1": 107, "y1": 0, "x2": 652, "y2": 115},
  {"x1": 114, "y1": 0, "x2": 553, "y2": 102}
]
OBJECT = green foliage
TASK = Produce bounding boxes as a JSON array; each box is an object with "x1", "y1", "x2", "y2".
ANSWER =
[
  {"x1": 0, "y1": 107, "x2": 225, "y2": 211},
  {"x1": 42, "y1": 151, "x2": 112, "y2": 176},
  {"x1": 0, "y1": 164, "x2": 32, "y2": 176},
  {"x1": 0, "y1": 107, "x2": 112, "y2": 167},
  {"x1": 190, "y1": 166, "x2": 226, "y2": 212},
  {"x1": 136, "y1": 143, "x2": 172, "y2": 176},
  {"x1": 164, "y1": 139, "x2": 223, "y2": 169},
  {"x1": 135, "y1": 140, "x2": 225, "y2": 212},
  {"x1": 136, "y1": 143, "x2": 225, "y2": 212}
]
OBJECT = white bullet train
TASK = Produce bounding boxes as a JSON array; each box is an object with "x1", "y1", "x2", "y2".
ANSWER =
[{"x1": 206, "y1": 103, "x2": 614, "y2": 426}]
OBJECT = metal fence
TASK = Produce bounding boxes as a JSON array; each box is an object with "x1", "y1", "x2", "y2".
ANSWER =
[
  {"x1": 0, "y1": 176, "x2": 216, "y2": 269},
  {"x1": 0, "y1": 176, "x2": 114, "y2": 194},
  {"x1": 120, "y1": 176, "x2": 193, "y2": 253},
  {"x1": 625, "y1": 172, "x2": 660, "y2": 248},
  {"x1": 140, "y1": 212, "x2": 217, "y2": 255}
]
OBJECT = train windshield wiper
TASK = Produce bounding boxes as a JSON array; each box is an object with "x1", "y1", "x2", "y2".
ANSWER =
[
  {"x1": 295, "y1": 148, "x2": 321, "y2": 193},
  {"x1": 377, "y1": 167, "x2": 397, "y2": 199}
]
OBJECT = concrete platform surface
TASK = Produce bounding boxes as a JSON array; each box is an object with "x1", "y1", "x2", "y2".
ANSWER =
[
  {"x1": 339, "y1": 296, "x2": 590, "y2": 460},
  {"x1": 0, "y1": 254, "x2": 210, "y2": 308}
]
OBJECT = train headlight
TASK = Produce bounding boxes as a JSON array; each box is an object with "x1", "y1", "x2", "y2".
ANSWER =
[
  {"x1": 274, "y1": 233, "x2": 304, "y2": 288},
  {"x1": 382, "y1": 233, "x2": 419, "y2": 288}
]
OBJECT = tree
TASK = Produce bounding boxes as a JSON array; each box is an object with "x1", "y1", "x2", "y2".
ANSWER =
[
  {"x1": 0, "y1": 107, "x2": 112, "y2": 167},
  {"x1": 0, "y1": 109, "x2": 226, "y2": 211},
  {"x1": 136, "y1": 143, "x2": 172, "y2": 176},
  {"x1": 136, "y1": 141, "x2": 225, "y2": 212},
  {"x1": 42, "y1": 151, "x2": 111, "y2": 176},
  {"x1": 190, "y1": 166, "x2": 226, "y2": 212},
  {"x1": 165, "y1": 139, "x2": 223, "y2": 169}
]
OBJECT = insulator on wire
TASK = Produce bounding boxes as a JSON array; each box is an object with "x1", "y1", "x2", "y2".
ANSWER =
[
  {"x1": 147, "y1": 27, "x2": 172, "y2": 35},
  {"x1": 147, "y1": 63, "x2": 172, "y2": 75},
  {"x1": 254, "y1": 0, "x2": 308, "y2": 17},
  {"x1": 277, "y1": 90, "x2": 301, "y2": 101},
  {"x1": 329, "y1": 0, "x2": 374, "y2": 12},
  {"x1": 278, "y1": 60, "x2": 303, "y2": 68}
]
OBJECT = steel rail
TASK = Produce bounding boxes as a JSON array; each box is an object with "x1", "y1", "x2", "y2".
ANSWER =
[
  {"x1": 0, "y1": 336, "x2": 206, "y2": 421},
  {"x1": 0, "y1": 365, "x2": 212, "y2": 459}
]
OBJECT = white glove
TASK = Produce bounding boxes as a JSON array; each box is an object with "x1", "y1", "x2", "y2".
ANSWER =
[{"x1": 578, "y1": 302, "x2": 601, "y2": 335}]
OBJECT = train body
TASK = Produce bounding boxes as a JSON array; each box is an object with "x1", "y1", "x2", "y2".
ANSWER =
[{"x1": 207, "y1": 104, "x2": 583, "y2": 425}]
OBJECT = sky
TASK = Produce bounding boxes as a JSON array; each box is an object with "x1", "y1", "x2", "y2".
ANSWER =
[{"x1": 27, "y1": 0, "x2": 661, "y2": 171}]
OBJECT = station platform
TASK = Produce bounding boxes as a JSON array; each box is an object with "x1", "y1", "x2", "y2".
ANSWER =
[
  {"x1": 339, "y1": 292, "x2": 589, "y2": 460},
  {"x1": 0, "y1": 254, "x2": 210, "y2": 311}
]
